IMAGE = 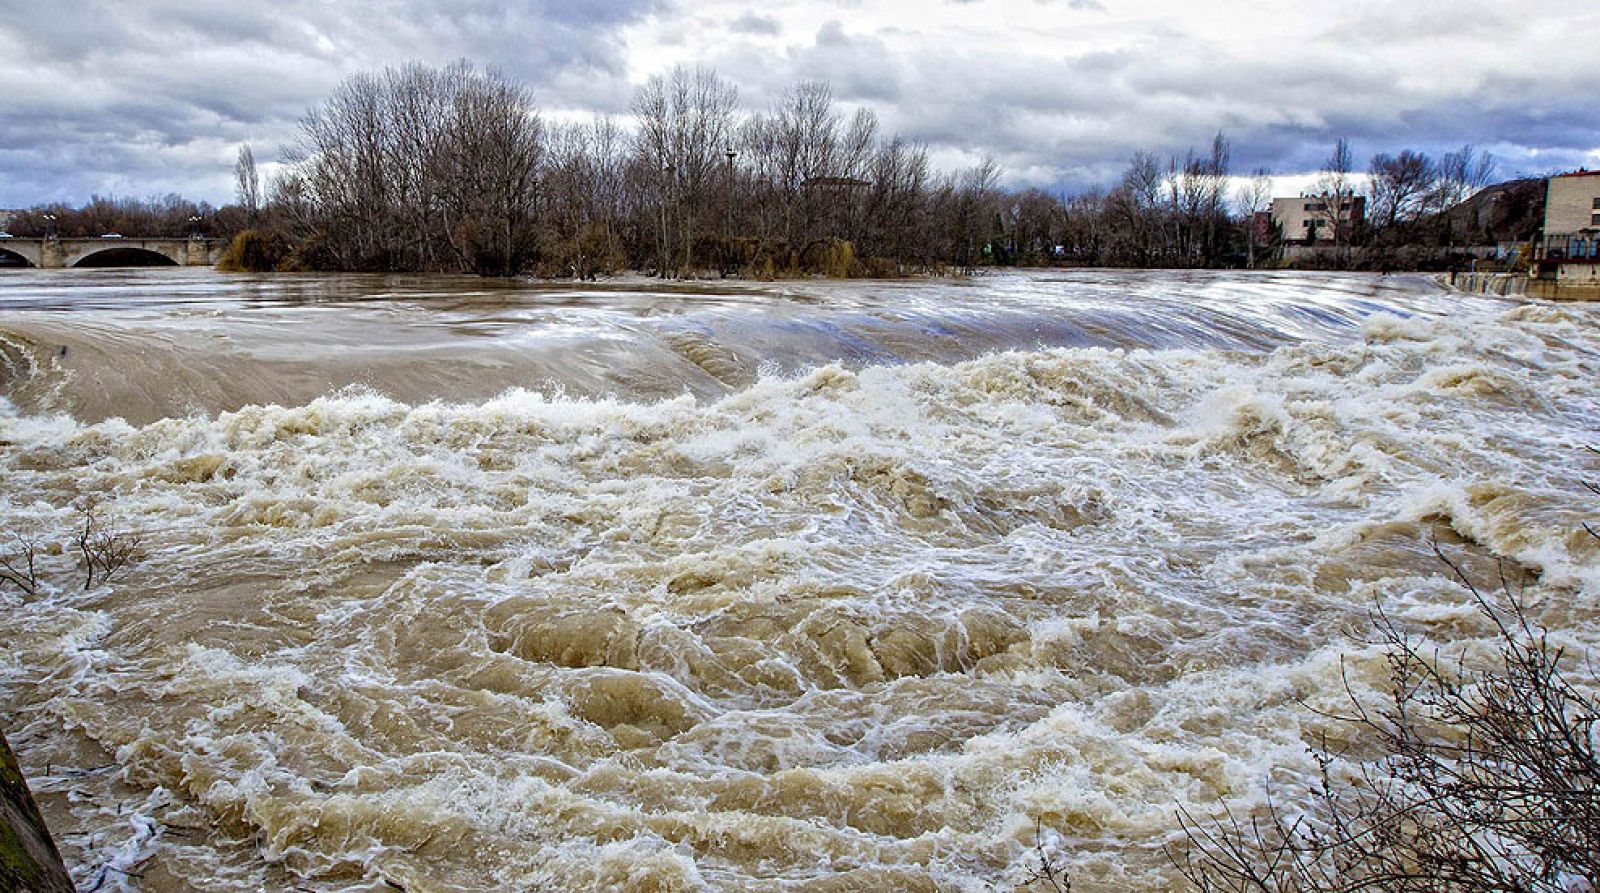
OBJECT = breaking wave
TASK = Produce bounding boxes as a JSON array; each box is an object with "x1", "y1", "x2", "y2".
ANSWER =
[{"x1": 1, "y1": 270, "x2": 1597, "y2": 891}]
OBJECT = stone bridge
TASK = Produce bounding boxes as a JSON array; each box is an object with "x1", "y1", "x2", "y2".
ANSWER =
[{"x1": 0, "y1": 236, "x2": 225, "y2": 268}]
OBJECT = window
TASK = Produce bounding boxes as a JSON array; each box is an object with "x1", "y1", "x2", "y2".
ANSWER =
[
  {"x1": 1592, "y1": 197, "x2": 1600, "y2": 210},
  {"x1": 1593, "y1": 212, "x2": 1600, "y2": 227}
]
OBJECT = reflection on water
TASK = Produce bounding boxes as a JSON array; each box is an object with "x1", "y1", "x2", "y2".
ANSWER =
[{"x1": 0, "y1": 269, "x2": 1596, "y2": 892}]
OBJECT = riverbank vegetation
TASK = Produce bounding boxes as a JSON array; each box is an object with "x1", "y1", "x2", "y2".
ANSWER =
[
  {"x1": 6, "y1": 62, "x2": 1543, "y2": 278},
  {"x1": 1169, "y1": 541, "x2": 1599, "y2": 893}
]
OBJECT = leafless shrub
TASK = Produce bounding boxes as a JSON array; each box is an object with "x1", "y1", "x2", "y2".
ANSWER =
[
  {"x1": 1020, "y1": 816, "x2": 1073, "y2": 892},
  {"x1": 74, "y1": 501, "x2": 140, "y2": 591},
  {"x1": 0, "y1": 531, "x2": 40, "y2": 594},
  {"x1": 1172, "y1": 541, "x2": 1600, "y2": 892}
]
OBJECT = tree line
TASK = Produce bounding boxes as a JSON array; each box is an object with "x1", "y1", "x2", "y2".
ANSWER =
[
  {"x1": 5, "y1": 61, "x2": 1542, "y2": 276},
  {"x1": 249, "y1": 61, "x2": 1012, "y2": 276},
  {"x1": 4, "y1": 194, "x2": 246, "y2": 241}
]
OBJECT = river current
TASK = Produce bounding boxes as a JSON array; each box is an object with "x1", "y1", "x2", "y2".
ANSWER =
[{"x1": 0, "y1": 269, "x2": 1596, "y2": 891}]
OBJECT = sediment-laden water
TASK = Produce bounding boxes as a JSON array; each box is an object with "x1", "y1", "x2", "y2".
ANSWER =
[{"x1": 0, "y1": 269, "x2": 1596, "y2": 892}]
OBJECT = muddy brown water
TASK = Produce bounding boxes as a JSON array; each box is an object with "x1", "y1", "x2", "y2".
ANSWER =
[{"x1": 0, "y1": 268, "x2": 1596, "y2": 891}]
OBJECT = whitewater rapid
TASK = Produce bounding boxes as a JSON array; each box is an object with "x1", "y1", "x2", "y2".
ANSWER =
[{"x1": 0, "y1": 270, "x2": 1596, "y2": 892}]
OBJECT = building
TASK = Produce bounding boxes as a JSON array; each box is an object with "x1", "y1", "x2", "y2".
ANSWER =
[
  {"x1": 1270, "y1": 194, "x2": 1365, "y2": 263},
  {"x1": 1270, "y1": 194, "x2": 1365, "y2": 247},
  {"x1": 1531, "y1": 170, "x2": 1600, "y2": 297}
]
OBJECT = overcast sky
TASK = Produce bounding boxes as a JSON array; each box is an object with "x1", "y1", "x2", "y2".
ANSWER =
[{"x1": 2, "y1": 0, "x2": 1598, "y2": 207}]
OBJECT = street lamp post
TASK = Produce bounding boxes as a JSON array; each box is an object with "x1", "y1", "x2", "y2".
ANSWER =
[
  {"x1": 724, "y1": 149, "x2": 737, "y2": 278},
  {"x1": 188, "y1": 215, "x2": 202, "y2": 238},
  {"x1": 660, "y1": 164, "x2": 675, "y2": 279},
  {"x1": 42, "y1": 213, "x2": 57, "y2": 239}
]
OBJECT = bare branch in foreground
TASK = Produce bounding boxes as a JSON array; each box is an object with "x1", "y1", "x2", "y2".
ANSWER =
[
  {"x1": 0, "y1": 532, "x2": 40, "y2": 594},
  {"x1": 1174, "y1": 539, "x2": 1600, "y2": 892}
]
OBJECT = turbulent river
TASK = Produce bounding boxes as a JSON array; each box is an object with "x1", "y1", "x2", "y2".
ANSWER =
[{"x1": 0, "y1": 268, "x2": 1596, "y2": 892}]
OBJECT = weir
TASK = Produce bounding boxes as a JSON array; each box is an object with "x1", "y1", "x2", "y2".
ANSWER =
[{"x1": 0, "y1": 236, "x2": 224, "y2": 268}]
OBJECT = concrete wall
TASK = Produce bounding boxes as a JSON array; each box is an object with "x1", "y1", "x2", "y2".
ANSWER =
[
  {"x1": 1553, "y1": 260, "x2": 1600, "y2": 286},
  {"x1": 1528, "y1": 278, "x2": 1600, "y2": 301}
]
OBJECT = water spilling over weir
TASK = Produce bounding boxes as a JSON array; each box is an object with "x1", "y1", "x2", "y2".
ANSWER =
[{"x1": 0, "y1": 269, "x2": 1596, "y2": 891}]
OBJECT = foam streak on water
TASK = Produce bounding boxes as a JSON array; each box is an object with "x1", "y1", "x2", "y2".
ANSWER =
[{"x1": 0, "y1": 270, "x2": 1597, "y2": 891}]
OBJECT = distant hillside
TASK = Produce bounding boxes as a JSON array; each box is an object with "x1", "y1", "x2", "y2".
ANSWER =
[{"x1": 1429, "y1": 177, "x2": 1545, "y2": 244}]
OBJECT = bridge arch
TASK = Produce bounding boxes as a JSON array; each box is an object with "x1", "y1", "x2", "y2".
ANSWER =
[
  {"x1": 69, "y1": 246, "x2": 181, "y2": 268},
  {"x1": 0, "y1": 241, "x2": 43, "y2": 267},
  {"x1": 0, "y1": 246, "x2": 34, "y2": 268}
]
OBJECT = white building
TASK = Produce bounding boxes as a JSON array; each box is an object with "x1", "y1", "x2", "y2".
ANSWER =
[
  {"x1": 1270, "y1": 195, "x2": 1365, "y2": 247},
  {"x1": 1532, "y1": 170, "x2": 1600, "y2": 291}
]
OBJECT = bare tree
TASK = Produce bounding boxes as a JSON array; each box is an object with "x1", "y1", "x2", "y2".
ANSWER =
[
  {"x1": 234, "y1": 144, "x2": 262, "y2": 226},
  {"x1": 287, "y1": 62, "x2": 544, "y2": 274},
  {"x1": 1105, "y1": 151, "x2": 1165, "y2": 266},
  {"x1": 1236, "y1": 167, "x2": 1273, "y2": 268},
  {"x1": 1170, "y1": 132, "x2": 1231, "y2": 266},
  {"x1": 1432, "y1": 144, "x2": 1498, "y2": 211},
  {"x1": 432, "y1": 66, "x2": 544, "y2": 276},
  {"x1": 1061, "y1": 187, "x2": 1107, "y2": 265},
  {"x1": 860, "y1": 136, "x2": 932, "y2": 272},
  {"x1": 1368, "y1": 149, "x2": 1435, "y2": 233},
  {"x1": 248, "y1": 61, "x2": 1530, "y2": 278},
  {"x1": 1313, "y1": 137, "x2": 1361, "y2": 261},
  {"x1": 933, "y1": 157, "x2": 1003, "y2": 270},
  {"x1": 779, "y1": 81, "x2": 838, "y2": 246},
  {"x1": 1429, "y1": 145, "x2": 1498, "y2": 245},
  {"x1": 1201, "y1": 133, "x2": 1232, "y2": 265},
  {"x1": 631, "y1": 66, "x2": 739, "y2": 276}
]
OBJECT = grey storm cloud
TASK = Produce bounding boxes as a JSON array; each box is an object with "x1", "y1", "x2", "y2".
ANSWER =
[
  {"x1": 0, "y1": 0, "x2": 662, "y2": 204},
  {"x1": 1, "y1": 0, "x2": 1599, "y2": 205},
  {"x1": 729, "y1": 13, "x2": 782, "y2": 36},
  {"x1": 788, "y1": 22, "x2": 904, "y2": 102}
]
